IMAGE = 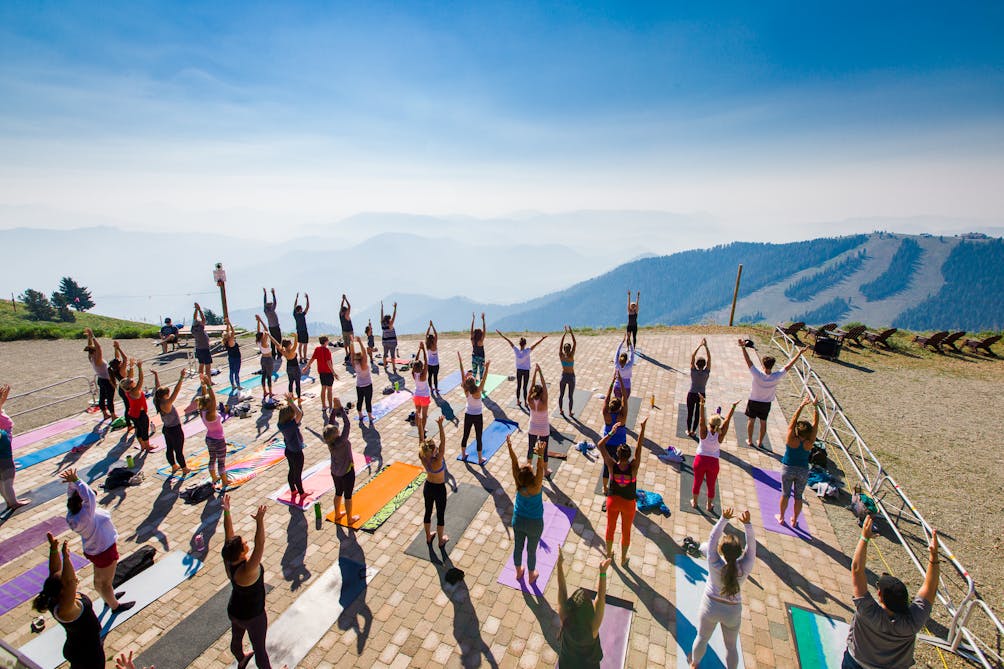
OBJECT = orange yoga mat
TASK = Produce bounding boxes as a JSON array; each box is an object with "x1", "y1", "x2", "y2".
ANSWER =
[{"x1": 325, "y1": 462, "x2": 423, "y2": 529}]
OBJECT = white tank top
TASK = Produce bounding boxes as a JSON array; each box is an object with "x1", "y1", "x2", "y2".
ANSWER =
[
  {"x1": 259, "y1": 342, "x2": 272, "y2": 357},
  {"x1": 465, "y1": 393, "x2": 483, "y2": 415},
  {"x1": 696, "y1": 431, "x2": 722, "y2": 458},
  {"x1": 413, "y1": 371, "x2": 430, "y2": 398}
]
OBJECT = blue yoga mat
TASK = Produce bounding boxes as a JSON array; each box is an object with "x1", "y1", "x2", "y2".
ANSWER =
[
  {"x1": 674, "y1": 554, "x2": 745, "y2": 669},
  {"x1": 13, "y1": 430, "x2": 103, "y2": 471},
  {"x1": 457, "y1": 418, "x2": 519, "y2": 463},
  {"x1": 436, "y1": 369, "x2": 463, "y2": 394},
  {"x1": 216, "y1": 376, "x2": 261, "y2": 395}
]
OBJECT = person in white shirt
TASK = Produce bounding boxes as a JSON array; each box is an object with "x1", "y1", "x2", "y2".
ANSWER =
[{"x1": 738, "y1": 339, "x2": 808, "y2": 449}]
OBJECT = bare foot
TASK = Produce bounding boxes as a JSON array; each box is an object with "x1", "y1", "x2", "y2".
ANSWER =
[
  {"x1": 349, "y1": 514, "x2": 360, "y2": 523},
  {"x1": 438, "y1": 534, "x2": 450, "y2": 547},
  {"x1": 182, "y1": 468, "x2": 191, "y2": 476},
  {"x1": 745, "y1": 439, "x2": 753, "y2": 447},
  {"x1": 11, "y1": 499, "x2": 31, "y2": 510},
  {"x1": 528, "y1": 570, "x2": 539, "y2": 584},
  {"x1": 756, "y1": 441, "x2": 765, "y2": 449},
  {"x1": 706, "y1": 504, "x2": 714, "y2": 513},
  {"x1": 690, "y1": 497, "x2": 698, "y2": 509},
  {"x1": 790, "y1": 517, "x2": 800, "y2": 527},
  {"x1": 775, "y1": 514, "x2": 786, "y2": 525},
  {"x1": 515, "y1": 566, "x2": 525, "y2": 580},
  {"x1": 621, "y1": 557, "x2": 629, "y2": 567},
  {"x1": 479, "y1": 458, "x2": 487, "y2": 466},
  {"x1": 426, "y1": 533, "x2": 435, "y2": 544}
]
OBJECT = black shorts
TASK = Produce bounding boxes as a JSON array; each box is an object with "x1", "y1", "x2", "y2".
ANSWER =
[
  {"x1": 132, "y1": 412, "x2": 151, "y2": 440},
  {"x1": 745, "y1": 399, "x2": 772, "y2": 421},
  {"x1": 296, "y1": 331, "x2": 308, "y2": 344},
  {"x1": 195, "y1": 348, "x2": 212, "y2": 365},
  {"x1": 319, "y1": 372, "x2": 335, "y2": 387},
  {"x1": 332, "y1": 468, "x2": 356, "y2": 500}
]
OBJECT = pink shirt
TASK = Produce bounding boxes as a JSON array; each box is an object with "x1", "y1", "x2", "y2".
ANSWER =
[{"x1": 0, "y1": 411, "x2": 12, "y2": 434}]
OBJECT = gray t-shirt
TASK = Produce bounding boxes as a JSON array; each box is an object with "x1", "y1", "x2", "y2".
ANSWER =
[
  {"x1": 846, "y1": 593, "x2": 932, "y2": 669},
  {"x1": 689, "y1": 368, "x2": 710, "y2": 394},
  {"x1": 191, "y1": 321, "x2": 210, "y2": 350}
]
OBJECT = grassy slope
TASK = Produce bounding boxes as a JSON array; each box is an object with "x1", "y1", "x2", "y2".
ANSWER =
[{"x1": 0, "y1": 300, "x2": 159, "y2": 340}]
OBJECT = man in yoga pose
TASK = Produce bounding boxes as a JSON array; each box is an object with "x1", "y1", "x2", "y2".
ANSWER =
[
  {"x1": 292, "y1": 293, "x2": 310, "y2": 364},
  {"x1": 262, "y1": 288, "x2": 281, "y2": 358},
  {"x1": 845, "y1": 516, "x2": 938, "y2": 669},
  {"x1": 738, "y1": 339, "x2": 808, "y2": 449}
]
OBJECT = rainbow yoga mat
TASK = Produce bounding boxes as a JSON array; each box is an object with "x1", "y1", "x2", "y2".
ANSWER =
[
  {"x1": 154, "y1": 440, "x2": 247, "y2": 480},
  {"x1": 788, "y1": 604, "x2": 849, "y2": 669},
  {"x1": 205, "y1": 439, "x2": 292, "y2": 490}
]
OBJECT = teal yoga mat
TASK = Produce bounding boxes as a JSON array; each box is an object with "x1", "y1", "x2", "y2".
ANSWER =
[
  {"x1": 788, "y1": 604, "x2": 849, "y2": 669},
  {"x1": 457, "y1": 418, "x2": 519, "y2": 463},
  {"x1": 13, "y1": 430, "x2": 103, "y2": 470}
]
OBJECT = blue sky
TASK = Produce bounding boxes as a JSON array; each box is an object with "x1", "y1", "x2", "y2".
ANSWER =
[{"x1": 1, "y1": 1, "x2": 1002, "y2": 236}]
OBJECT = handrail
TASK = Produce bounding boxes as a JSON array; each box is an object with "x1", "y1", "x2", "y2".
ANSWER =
[
  {"x1": 6, "y1": 376, "x2": 95, "y2": 419},
  {"x1": 771, "y1": 327, "x2": 1004, "y2": 668}
]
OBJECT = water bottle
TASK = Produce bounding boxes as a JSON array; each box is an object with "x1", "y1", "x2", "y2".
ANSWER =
[
  {"x1": 126, "y1": 455, "x2": 134, "y2": 468},
  {"x1": 650, "y1": 393, "x2": 655, "y2": 408},
  {"x1": 313, "y1": 502, "x2": 322, "y2": 520},
  {"x1": 394, "y1": 381, "x2": 399, "y2": 392},
  {"x1": 194, "y1": 532, "x2": 205, "y2": 552}
]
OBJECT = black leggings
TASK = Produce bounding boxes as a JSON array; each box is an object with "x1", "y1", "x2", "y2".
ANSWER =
[
  {"x1": 118, "y1": 388, "x2": 133, "y2": 429},
  {"x1": 515, "y1": 369, "x2": 530, "y2": 402},
  {"x1": 268, "y1": 325, "x2": 282, "y2": 359},
  {"x1": 428, "y1": 364, "x2": 440, "y2": 391},
  {"x1": 461, "y1": 413, "x2": 484, "y2": 455},
  {"x1": 97, "y1": 378, "x2": 115, "y2": 414},
  {"x1": 333, "y1": 467, "x2": 355, "y2": 499},
  {"x1": 527, "y1": 434, "x2": 549, "y2": 463},
  {"x1": 686, "y1": 391, "x2": 705, "y2": 433},
  {"x1": 229, "y1": 611, "x2": 271, "y2": 669},
  {"x1": 626, "y1": 324, "x2": 638, "y2": 348},
  {"x1": 163, "y1": 424, "x2": 186, "y2": 468},
  {"x1": 559, "y1": 373, "x2": 575, "y2": 413},
  {"x1": 356, "y1": 384, "x2": 373, "y2": 415},
  {"x1": 286, "y1": 359, "x2": 301, "y2": 397},
  {"x1": 285, "y1": 448, "x2": 305, "y2": 495},
  {"x1": 423, "y1": 480, "x2": 447, "y2": 526}
]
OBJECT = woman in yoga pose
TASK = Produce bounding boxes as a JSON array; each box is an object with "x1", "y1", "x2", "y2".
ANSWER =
[
  {"x1": 262, "y1": 287, "x2": 281, "y2": 358},
  {"x1": 276, "y1": 393, "x2": 306, "y2": 501},
  {"x1": 84, "y1": 328, "x2": 115, "y2": 419},
  {"x1": 613, "y1": 334, "x2": 636, "y2": 399},
  {"x1": 686, "y1": 339, "x2": 711, "y2": 437},
  {"x1": 689, "y1": 508, "x2": 756, "y2": 669},
  {"x1": 110, "y1": 341, "x2": 131, "y2": 430},
  {"x1": 526, "y1": 364, "x2": 552, "y2": 477},
  {"x1": 778, "y1": 395, "x2": 820, "y2": 527},
  {"x1": 58, "y1": 469, "x2": 134, "y2": 613},
  {"x1": 426, "y1": 321, "x2": 440, "y2": 392},
  {"x1": 258, "y1": 315, "x2": 301, "y2": 407},
  {"x1": 626, "y1": 290, "x2": 640, "y2": 348},
  {"x1": 223, "y1": 319, "x2": 242, "y2": 392},
  {"x1": 496, "y1": 330, "x2": 546, "y2": 408},
  {"x1": 324, "y1": 398, "x2": 359, "y2": 524},
  {"x1": 220, "y1": 494, "x2": 287, "y2": 669},
  {"x1": 692, "y1": 398, "x2": 739, "y2": 512},
  {"x1": 556, "y1": 549, "x2": 612, "y2": 669},
  {"x1": 339, "y1": 294, "x2": 353, "y2": 366},
  {"x1": 121, "y1": 359, "x2": 153, "y2": 452},
  {"x1": 292, "y1": 293, "x2": 310, "y2": 363},
  {"x1": 380, "y1": 301, "x2": 399, "y2": 374},
  {"x1": 305, "y1": 336, "x2": 338, "y2": 411},
  {"x1": 34, "y1": 532, "x2": 109, "y2": 669},
  {"x1": 152, "y1": 369, "x2": 190, "y2": 476},
  {"x1": 419, "y1": 415, "x2": 449, "y2": 546},
  {"x1": 0, "y1": 384, "x2": 29, "y2": 510},
  {"x1": 507, "y1": 436, "x2": 546, "y2": 584},
  {"x1": 351, "y1": 336, "x2": 374, "y2": 424},
  {"x1": 191, "y1": 302, "x2": 213, "y2": 381},
  {"x1": 198, "y1": 376, "x2": 230, "y2": 488},
  {"x1": 364, "y1": 320, "x2": 376, "y2": 369},
  {"x1": 458, "y1": 352, "x2": 491, "y2": 465},
  {"x1": 255, "y1": 319, "x2": 274, "y2": 401},
  {"x1": 597, "y1": 417, "x2": 648, "y2": 566},
  {"x1": 412, "y1": 342, "x2": 431, "y2": 438},
  {"x1": 599, "y1": 371, "x2": 629, "y2": 505},
  {"x1": 557, "y1": 326, "x2": 577, "y2": 418},
  {"x1": 470, "y1": 312, "x2": 487, "y2": 382}
]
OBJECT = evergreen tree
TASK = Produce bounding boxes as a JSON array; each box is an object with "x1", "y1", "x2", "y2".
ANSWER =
[
  {"x1": 57, "y1": 276, "x2": 95, "y2": 311},
  {"x1": 203, "y1": 308, "x2": 224, "y2": 325},
  {"x1": 20, "y1": 289, "x2": 55, "y2": 321},
  {"x1": 50, "y1": 291, "x2": 76, "y2": 322}
]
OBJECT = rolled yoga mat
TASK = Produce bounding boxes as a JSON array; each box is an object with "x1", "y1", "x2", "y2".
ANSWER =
[
  {"x1": 677, "y1": 459, "x2": 721, "y2": 517},
  {"x1": 674, "y1": 553, "x2": 746, "y2": 669},
  {"x1": 550, "y1": 389, "x2": 592, "y2": 419},
  {"x1": 325, "y1": 461, "x2": 424, "y2": 529},
  {"x1": 751, "y1": 467, "x2": 812, "y2": 539},
  {"x1": 403, "y1": 483, "x2": 490, "y2": 562},
  {"x1": 497, "y1": 502, "x2": 576, "y2": 595},
  {"x1": 457, "y1": 418, "x2": 519, "y2": 463},
  {"x1": 12, "y1": 418, "x2": 85, "y2": 451},
  {"x1": 0, "y1": 515, "x2": 68, "y2": 568},
  {"x1": 0, "y1": 553, "x2": 88, "y2": 616},
  {"x1": 269, "y1": 451, "x2": 371, "y2": 510},
  {"x1": 787, "y1": 603, "x2": 849, "y2": 669},
  {"x1": 13, "y1": 430, "x2": 104, "y2": 471},
  {"x1": 20, "y1": 550, "x2": 204, "y2": 669},
  {"x1": 732, "y1": 411, "x2": 773, "y2": 451}
]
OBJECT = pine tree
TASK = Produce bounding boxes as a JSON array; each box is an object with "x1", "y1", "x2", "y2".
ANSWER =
[
  {"x1": 20, "y1": 289, "x2": 55, "y2": 321},
  {"x1": 203, "y1": 308, "x2": 224, "y2": 325},
  {"x1": 57, "y1": 277, "x2": 95, "y2": 312},
  {"x1": 50, "y1": 291, "x2": 76, "y2": 322}
]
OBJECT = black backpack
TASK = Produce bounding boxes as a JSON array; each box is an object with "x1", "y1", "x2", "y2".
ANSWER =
[
  {"x1": 103, "y1": 467, "x2": 135, "y2": 490},
  {"x1": 113, "y1": 545, "x2": 156, "y2": 587},
  {"x1": 180, "y1": 482, "x2": 215, "y2": 504}
]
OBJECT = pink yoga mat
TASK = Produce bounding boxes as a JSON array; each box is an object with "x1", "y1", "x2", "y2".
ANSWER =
[
  {"x1": 270, "y1": 452, "x2": 372, "y2": 509},
  {"x1": 146, "y1": 419, "x2": 206, "y2": 453},
  {"x1": 498, "y1": 502, "x2": 576, "y2": 594},
  {"x1": 752, "y1": 467, "x2": 812, "y2": 539},
  {"x1": 12, "y1": 418, "x2": 84, "y2": 451}
]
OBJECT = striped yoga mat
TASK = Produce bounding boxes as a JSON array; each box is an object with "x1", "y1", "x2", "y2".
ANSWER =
[{"x1": 788, "y1": 604, "x2": 849, "y2": 669}]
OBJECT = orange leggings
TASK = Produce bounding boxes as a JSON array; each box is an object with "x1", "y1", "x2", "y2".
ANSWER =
[{"x1": 605, "y1": 495, "x2": 637, "y2": 547}]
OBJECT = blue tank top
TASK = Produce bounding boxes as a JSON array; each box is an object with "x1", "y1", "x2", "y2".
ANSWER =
[
  {"x1": 603, "y1": 421, "x2": 627, "y2": 447},
  {"x1": 513, "y1": 489, "x2": 544, "y2": 521},
  {"x1": 782, "y1": 441, "x2": 811, "y2": 468}
]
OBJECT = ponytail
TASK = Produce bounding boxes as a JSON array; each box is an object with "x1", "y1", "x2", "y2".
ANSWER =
[
  {"x1": 719, "y1": 535, "x2": 743, "y2": 598},
  {"x1": 34, "y1": 576, "x2": 62, "y2": 613}
]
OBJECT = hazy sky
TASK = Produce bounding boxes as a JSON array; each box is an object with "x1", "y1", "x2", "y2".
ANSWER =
[{"x1": 2, "y1": 2, "x2": 1003, "y2": 237}]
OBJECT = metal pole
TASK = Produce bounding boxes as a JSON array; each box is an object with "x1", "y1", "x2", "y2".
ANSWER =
[{"x1": 728, "y1": 264, "x2": 743, "y2": 326}]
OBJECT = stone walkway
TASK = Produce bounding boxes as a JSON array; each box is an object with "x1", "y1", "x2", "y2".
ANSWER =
[{"x1": 1, "y1": 333, "x2": 859, "y2": 668}]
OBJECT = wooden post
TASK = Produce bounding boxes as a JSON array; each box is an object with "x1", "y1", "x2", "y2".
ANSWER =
[
  {"x1": 728, "y1": 264, "x2": 743, "y2": 327},
  {"x1": 213, "y1": 263, "x2": 229, "y2": 321}
]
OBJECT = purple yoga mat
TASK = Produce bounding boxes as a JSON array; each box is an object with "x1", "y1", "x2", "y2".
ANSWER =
[
  {"x1": 0, "y1": 516, "x2": 69, "y2": 567},
  {"x1": 751, "y1": 467, "x2": 812, "y2": 539},
  {"x1": 12, "y1": 418, "x2": 85, "y2": 451},
  {"x1": 498, "y1": 502, "x2": 576, "y2": 594},
  {"x1": 599, "y1": 598, "x2": 633, "y2": 669},
  {"x1": 0, "y1": 554, "x2": 88, "y2": 616}
]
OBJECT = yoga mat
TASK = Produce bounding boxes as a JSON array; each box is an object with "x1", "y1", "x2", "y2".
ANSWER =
[
  {"x1": 497, "y1": 502, "x2": 576, "y2": 594},
  {"x1": 206, "y1": 439, "x2": 290, "y2": 491},
  {"x1": 216, "y1": 375, "x2": 261, "y2": 396},
  {"x1": 752, "y1": 467, "x2": 812, "y2": 539},
  {"x1": 360, "y1": 472, "x2": 424, "y2": 532},
  {"x1": 232, "y1": 558, "x2": 378, "y2": 669},
  {"x1": 154, "y1": 440, "x2": 247, "y2": 480},
  {"x1": 137, "y1": 583, "x2": 274, "y2": 669},
  {"x1": 13, "y1": 430, "x2": 103, "y2": 470},
  {"x1": 369, "y1": 389, "x2": 413, "y2": 422},
  {"x1": 457, "y1": 418, "x2": 519, "y2": 463},
  {"x1": 0, "y1": 553, "x2": 88, "y2": 616},
  {"x1": 403, "y1": 483, "x2": 490, "y2": 561},
  {"x1": 733, "y1": 412, "x2": 773, "y2": 451},
  {"x1": 788, "y1": 604, "x2": 849, "y2": 669},
  {"x1": 20, "y1": 550, "x2": 204, "y2": 669},
  {"x1": 435, "y1": 369, "x2": 463, "y2": 395},
  {"x1": 677, "y1": 403, "x2": 698, "y2": 440},
  {"x1": 575, "y1": 591, "x2": 634, "y2": 669},
  {"x1": 624, "y1": 396, "x2": 643, "y2": 431},
  {"x1": 551, "y1": 388, "x2": 592, "y2": 419},
  {"x1": 325, "y1": 462, "x2": 424, "y2": 529},
  {"x1": 12, "y1": 418, "x2": 85, "y2": 451},
  {"x1": 1, "y1": 480, "x2": 66, "y2": 522},
  {"x1": 269, "y1": 452, "x2": 371, "y2": 509},
  {"x1": 480, "y1": 373, "x2": 507, "y2": 398},
  {"x1": 677, "y1": 460, "x2": 721, "y2": 516},
  {"x1": 146, "y1": 418, "x2": 206, "y2": 454},
  {"x1": 674, "y1": 554, "x2": 745, "y2": 669},
  {"x1": 0, "y1": 516, "x2": 68, "y2": 567},
  {"x1": 547, "y1": 431, "x2": 574, "y2": 459}
]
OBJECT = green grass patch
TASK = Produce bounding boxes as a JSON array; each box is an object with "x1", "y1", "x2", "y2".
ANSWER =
[{"x1": 0, "y1": 301, "x2": 159, "y2": 341}]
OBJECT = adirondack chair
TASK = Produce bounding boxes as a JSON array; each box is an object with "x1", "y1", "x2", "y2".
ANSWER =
[
  {"x1": 913, "y1": 331, "x2": 949, "y2": 351},
  {"x1": 775, "y1": 322, "x2": 805, "y2": 339},
  {"x1": 833, "y1": 325, "x2": 867, "y2": 346},
  {"x1": 963, "y1": 334, "x2": 1002, "y2": 355},
  {"x1": 863, "y1": 328, "x2": 897, "y2": 348},
  {"x1": 805, "y1": 323, "x2": 837, "y2": 340},
  {"x1": 940, "y1": 331, "x2": 967, "y2": 351}
]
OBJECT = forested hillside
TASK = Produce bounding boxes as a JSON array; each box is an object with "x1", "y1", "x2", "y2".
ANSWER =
[{"x1": 859, "y1": 237, "x2": 923, "y2": 301}]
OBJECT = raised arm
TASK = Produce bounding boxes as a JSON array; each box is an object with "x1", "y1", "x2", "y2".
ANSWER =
[
  {"x1": 478, "y1": 361, "x2": 491, "y2": 391},
  {"x1": 738, "y1": 509, "x2": 756, "y2": 573},
  {"x1": 481, "y1": 313, "x2": 486, "y2": 335},
  {"x1": 428, "y1": 320, "x2": 438, "y2": 342},
  {"x1": 201, "y1": 377, "x2": 217, "y2": 420},
  {"x1": 256, "y1": 316, "x2": 265, "y2": 335},
  {"x1": 246, "y1": 505, "x2": 267, "y2": 573},
  {"x1": 134, "y1": 360, "x2": 144, "y2": 390},
  {"x1": 917, "y1": 530, "x2": 941, "y2": 605},
  {"x1": 631, "y1": 416, "x2": 647, "y2": 475},
  {"x1": 390, "y1": 302, "x2": 397, "y2": 326},
  {"x1": 782, "y1": 345, "x2": 810, "y2": 373},
  {"x1": 437, "y1": 415, "x2": 446, "y2": 450},
  {"x1": 380, "y1": 301, "x2": 385, "y2": 322},
  {"x1": 457, "y1": 351, "x2": 466, "y2": 378},
  {"x1": 626, "y1": 290, "x2": 631, "y2": 312},
  {"x1": 46, "y1": 532, "x2": 61, "y2": 577},
  {"x1": 506, "y1": 435, "x2": 520, "y2": 482},
  {"x1": 720, "y1": 400, "x2": 740, "y2": 440},
  {"x1": 193, "y1": 302, "x2": 205, "y2": 324},
  {"x1": 592, "y1": 557, "x2": 611, "y2": 637},
  {"x1": 222, "y1": 493, "x2": 234, "y2": 541},
  {"x1": 557, "y1": 549, "x2": 568, "y2": 621},
  {"x1": 285, "y1": 393, "x2": 303, "y2": 424},
  {"x1": 495, "y1": 329, "x2": 515, "y2": 348},
  {"x1": 470, "y1": 313, "x2": 475, "y2": 337},
  {"x1": 86, "y1": 329, "x2": 104, "y2": 365},
  {"x1": 170, "y1": 368, "x2": 185, "y2": 404},
  {"x1": 852, "y1": 516, "x2": 873, "y2": 597},
  {"x1": 738, "y1": 339, "x2": 754, "y2": 369},
  {"x1": 559, "y1": 329, "x2": 568, "y2": 352},
  {"x1": 787, "y1": 397, "x2": 811, "y2": 439},
  {"x1": 57, "y1": 539, "x2": 78, "y2": 613},
  {"x1": 569, "y1": 327, "x2": 576, "y2": 353},
  {"x1": 702, "y1": 338, "x2": 711, "y2": 371},
  {"x1": 263, "y1": 288, "x2": 268, "y2": 310},
  {"x1": 699, "y1": 397, "x2": 708, "y2": 438},
  {"x1": 418, "y1": 342, "x2": 428, "y2": 367},
  {"x1": 808, "y1": 399, "x2": 820, "y2": 441},
  {"x1": 529, "y1": 335, "x2": 547, "y2": 351}
]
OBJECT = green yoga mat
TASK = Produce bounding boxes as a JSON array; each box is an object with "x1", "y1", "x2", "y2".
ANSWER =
[
  {"x1": 788, "y1": 604, "x2": 849, "y2": 669},
  {"x1": 361, "y1": 472, "x2": 426, "y2": 532},
  {"x1": 479, "y1": 373, "x2": 507, "y2": 398}
]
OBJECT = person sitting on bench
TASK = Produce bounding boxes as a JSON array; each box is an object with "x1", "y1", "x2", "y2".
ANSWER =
[{"x1": 159, "y1": 318, "x2": 179, "y2": 354}]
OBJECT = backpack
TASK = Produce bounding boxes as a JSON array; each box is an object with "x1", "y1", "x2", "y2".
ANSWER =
[
  {"x1": 810, "y1": 441, "x2": 828, "y2": 468},
  {"x1": 180, "y1": 482, "x2": 215, "y2": 504},
  {"x1": 112, "y1": 546, "x2": 156, "y2": 587},
  {"x1": 104, "y1": 467, "x2": 136, "y2": 490}
]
